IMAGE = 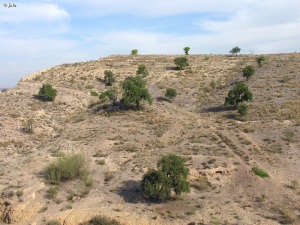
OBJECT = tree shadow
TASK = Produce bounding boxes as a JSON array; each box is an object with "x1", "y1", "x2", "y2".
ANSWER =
[
  {"x1": 165, "y1": 66, "x2": 179, "y2": 71},
  {"x1": 156, "y1": 96, "x2": 169, "y2": 102},
  {"x1": 116, "y1": 180, "x2": 146, "y2": 204},
  {"x1": 201, "y1": 105, "x2": 235, "y2": 113}
]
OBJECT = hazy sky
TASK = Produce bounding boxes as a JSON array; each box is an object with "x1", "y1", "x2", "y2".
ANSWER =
[{"x1": 1, "y1": 0, "x2": 300, "y2": 88}]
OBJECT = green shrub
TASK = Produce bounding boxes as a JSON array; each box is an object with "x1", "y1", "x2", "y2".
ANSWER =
[
  {"x1": 131, "y1": 49, "x2": 138, "y2": 55},
  {"x1": 256, "y1": 56, "x2": 265, "y2": 67},
  {"x1": 174, "y1": 57, "x2": 189, "y2": 70},
  {"x1": 36, "y1": 83, "x2": 57, "y2": 101},
  {"x1": 99, "y1": 88, "x2": 117, "y2": 106},
  {"x1": 237, "y1": 103, "x2": 248, "y2": 116},
  {"x1": 136, "y1": 64, "x2": 149, "y2": 77},
  {"x1": 229, "y1": 47, "x2": 241, "y2": 56},
  {"x1": 46, "y1": 186, "x2": 59, "y2": 199},
  {"x1": 141, "y1": 154, "x2": 190, "y2": 201},
  {"x1": 165, "y1": 88, "x2": 177, "y2": 99},
  {"x1": 184, "y1": 47, "x2": 190, "y2": 55},
  {"x1": 104, "y1": 70, "x2": 115, "y2": 86},
  {"x1": 284, "y1": 130, "x2": 295, "y2": 142},
  {"x1": 225, "y1": 82, "x2": 253, "y2": 107},
  {"x1": 90, "y1": 91, "x2": 98, "y2": 97},
  {"x1": 252, "y1": 166, "x2": 270, "y2": 178},
  {"x1": 45, "y1": 154, "x2": 90, "y2": 184},
  {"x1": 242, "y1": 65, "x2": 255, "y2": 80},
  {"x1": 79, "y1": 215, "x2": 121, "y2": 225}
]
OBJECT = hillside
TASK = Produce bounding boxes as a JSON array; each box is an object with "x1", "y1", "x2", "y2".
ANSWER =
[{"x1": 0, "y1": 54, "x2": 299, "y2": 225}]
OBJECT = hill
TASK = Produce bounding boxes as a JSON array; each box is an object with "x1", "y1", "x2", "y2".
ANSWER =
[{"x1": 0, "y1": 54, "x2": 299, "y2": 225}]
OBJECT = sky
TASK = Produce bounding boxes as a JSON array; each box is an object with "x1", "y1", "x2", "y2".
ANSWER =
[{"x1": 0, "y1": 0, "x2": 300, "y2": 88}]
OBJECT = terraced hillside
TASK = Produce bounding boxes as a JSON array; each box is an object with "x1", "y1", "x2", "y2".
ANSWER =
[{"x1": 0, "y1": 54, "x2": 299, "y2": 225}]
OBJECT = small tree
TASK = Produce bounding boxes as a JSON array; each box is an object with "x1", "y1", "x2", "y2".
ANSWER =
[
  {"x1": 136, "y1": 64, "x2": 149, "y2": 77},
  {"x1": 256, "y1": 56, "x2": 265, "y2": 67},
  {"x1": 165, "y1": 88, "x2": 177, "y2": 100},
  {"x1": 99, "y1": 88, "x2": 117, "y2": 106},
  {"x1": 225, "y1": 82, "x2": 253, "y2": 107},
  {"x1": 229, "y1": 47, "x2": 241, "y2": 56},
  {"x1": 131, "y1": 49, "x2": 138, "y2": 55},
  {"x1": 141, "y1": 154, "x2": 190, "y2": 201},
  {"x1": 121, "y1": 76, "x2": 152, "y2": 109},
  {"x1": 242, "y1": 65, "x2": 255, "y2": 80},
  {"x1": 184, "y1": 47, "x2": 190, "y2": 55},
  {"x1": 237, "y1": 103, "x2": 248, "y2": 116},
  {"x1": 104, "y1": 70, "x2": 115, "y2": 86},
  {"x1": 36, "y1": 83, "x2": 57, "y2": 101},
  {"x1": 174, "y1": 57, "x2": 189, "y2": 70}
]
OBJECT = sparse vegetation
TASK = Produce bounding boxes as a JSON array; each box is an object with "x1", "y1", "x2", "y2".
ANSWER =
[
  {"x1": 136, "y1": 64, "x2": 149, "y2": 77},
  {"x1": 174, "y1": 57, "x2": 189, "y2": 70},
  {"x1": 225, "y1": 82, "x2": 253, "y2": 107},
  {"x1": 131, "y1": 49, "x2": 138, "y2": 55},
  {"x1": 242, "y1": 65, "x2": 255, "y2": 80},
  {"x1": 79, "y1": 215, "x2": 122, "y2": 225},
  {"x1": 104, "y1": 70, "x2": 115, "y2": 86},
  {"x1": 237, "y1": 103, "x2": 248, "y2": 116},
  {"x1": 229, "y1": 47, "x2": 241, "y2": 56},
  {"x1": 252, "y1": 166, "x2": 270, "y2": 178},
  {"x1": 90, "y1": 91, "x2": 98, "y2": 96},
  {"x1": 184, "y1": 47, "x2": 190, "y2": 55},
  {"x1": 284, "y1": 130, "x2": 296, "y2": 142},
  {"x1": 99, "y1": 88, "x2": 118, "y2": 106},
  {"x1": 35, "y1": 83, "x2": 57, "y2": 101},
  {"x1": 47, "y1": 220, "x2": 61, "y2": 225},
  {"x1": 256, "y1": 56, "x2": 265, "y2": 67},
  {"x1": 85, "y1": 85, "x2": 94, "y2": 89},
  {"x1": 165, "y1": 88, "x2": 177, "y2": 100},
  {"x1": 21, "y1": 118, "x2": 34, "y2": 133}
]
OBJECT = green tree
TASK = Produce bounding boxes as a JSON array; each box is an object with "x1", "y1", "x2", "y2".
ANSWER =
[
  {"x1": 174, "y1": 57, "x2": 189, "y2": 70},
  {"x1": 121, "y1": 76, "x2": 152, "y2": 109},
  {"x1": 256, "y1": 56, "x2": 265, "y2": 67},
  {"x1": 225, "y1": 82, "x2": 253, "y2": 107},
  {"x1": 136, "y1": 64, "x2": 149, "y2": 77},
  {"x1": 36, "y1": 83, "x2": 57, "y2": 101},
  {"x1": 184, "y1": 47, "x2": 190, "y2": 55},
  {"x1": 242, "y1": 65, "x2": 255, "y2": 80},
  {"x1": 131, "y1": 49, "x2": 138, "y2": 55},
  {"x1": 141, "y1": 154, "x2": 190, "y2": 201},
  {"x1": 165, "y1": 88, "x2": 177, "y2": 100},
  {"x1": 229, "y1": 47, "x2": 241, "y2": 56},
  {"x1": 104, "y1": 70, "x2": 115, "y2": 86},
  {"x1": 99, "y1": 88, "x2": 118, "y2": 106},
  {"x1": 237, "y1": 103, "x2": 248, "y2": 116}
]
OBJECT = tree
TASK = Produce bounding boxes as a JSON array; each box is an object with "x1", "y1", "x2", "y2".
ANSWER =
[
  {"x1": 104, "y1": 70, "x2": 115, "y2": 86},
  {"x1": 237, "y1": 103, "x2": 248, "y2": 116},
  {"x1": 174, "y1": 57, "x2": 189, "y2": 70},
  {"x1": 141, "y1": 154, "x2": 190, "y2": 201},
  {"x1": 121, "y1": 76, "x2": 152, "y2": 109},
  {"x1": 229, "y1": 47, "x2": 241, "y2": 56},
  {"x1": 165, "y1": 88, "x2": 177, "y2": 100},
  {"x1": 131, "y1": 49, "x2": 138, "y2": 55},
  {"x1": 256, "y1": 56, "x2": 265, "y2": 67},
  {"x1": 99, "y1": 88, "x2": 117, "y2": 106},
  {"x1": 184, "y1": 47, "x2": 190, "y2": 55},
  {"x1": 225, "y1": 82, "x2": 253, "y2": 107},
  {"x1": 242, "y1": 65, "x2": 255, "y2": 80},
  {"x1": 136, "y1": 64, "x2": 149, "y2": 77},
  {"x1": 36, "y1": 83, "x2": 57, "y2": 101}
]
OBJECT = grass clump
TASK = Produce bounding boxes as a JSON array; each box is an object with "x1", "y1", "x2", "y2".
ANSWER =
[
  {"x1": 79, "y1": 215, "x2": 122, "y2": 225},
  {"x1": 252, "y1": 166, "x2": 270, "y2": 178},
  {"x1": 284, "y1": 130, "x2": 296, "y2": 142},
  {"x1": 47, "y1": 220, "x2": 61, "y2": 225},
  {"x1": 90, "y1": 91, "x2": 98, "y2": 97},
  {"x1": 45, "y1": 154, "x2": 90, "y2": 184}
]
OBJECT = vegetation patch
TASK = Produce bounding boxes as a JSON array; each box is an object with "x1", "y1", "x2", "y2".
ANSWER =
[{"x1": 252, "y1": 166, "x2": 270, "y2": 178}]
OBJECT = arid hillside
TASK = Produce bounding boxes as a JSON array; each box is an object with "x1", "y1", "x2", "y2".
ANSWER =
[{"x1": 0, "y1": 54, "x2": 300, "y2": 225}]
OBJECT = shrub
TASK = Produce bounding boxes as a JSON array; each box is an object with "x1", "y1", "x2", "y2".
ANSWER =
[
  {"x1": 121, "y1": 76, "x2": 152, "y2": 109},
  {"x1": 229, "y1": 47, "x2": 241, "y2": 56},
  {"x1": 85, "y1": 85, "x2": 94, "y2": 89},
  {"x1": 256, "y1": 56, "x2": 265, "y2": 67},
  {"x1": 47, "y1": 220, "x2": 61, "y2": 225},
  {"x1": 242, "y1": 65, "x2": 255, "y2": 80},
  {"x1": 165, "y1": 88, "x2": 177, "y2": 99},
  {"x1": 141, "y1": 154, "x2": 190, "y2": 201},
  {"x1": 36, "y1": 83, "x2": 57, "y2": 101},
  {"x1": 174, "y1": 57, "x2": 189, "y2": 70},
  {"x1": 90, "y1": 91, "x2": 98, "y2": 97},
  {"x1": 136, "y1": 64, "x2": 149, "y2": 77},
  {"x1": 45, "y1": 154, "x2": 90, "y2": 184},
  {"x1": 284, "y1": 130, "x2": 295, "y2": 142},
  {"x1": 104, "y1": 70, "x2": 115, "y2": 86},
  {"x1": 225, "y1": 82, "x2": 253, "y2": 107},
  {"x1": 237, "y1": 103, "x2": 248, "y2": 116},
  {"x1": 131, "y1": 49, "x2": 138, "y2": 55},
  {"x1": 99, "y1": 88, "x2": 117, "y2": 106},
  {"x1": 252, "y1": 166, "x2": 270, "y2": 178},
  {"x1": 46, "y1": 186, "x2": 59, "y2": 199},
  {"x1": 79, "y1": 215, "x2": 121, "y2": 225},
  {"x1": 22, "y1": 118, "x2": 34, "y2": 133},
  {"x1": 184, "y1": 47, "x2": 190, "y2": 55}
]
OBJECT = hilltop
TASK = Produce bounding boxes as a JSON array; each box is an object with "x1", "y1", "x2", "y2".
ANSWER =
[{"x1": 0, "y1": 54, "x2": 299, "y2": 225}]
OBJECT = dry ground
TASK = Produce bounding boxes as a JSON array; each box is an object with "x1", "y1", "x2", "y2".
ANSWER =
[{"x1": 0, "y1": 54, "x2": 300, "y2": 225}]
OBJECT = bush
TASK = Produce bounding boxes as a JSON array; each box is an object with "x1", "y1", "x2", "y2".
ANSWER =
[
  {"x1": 47, "y1": 220, "x2": 61, "y2": 225},
  {"x1": 99, "y1": 88, "x2": 117, "y2": 106},
  {"x1": 85, "y1": 85, "x2": 94, "y2": 89},
  {"x1": 165, "y1": 88, "x2": 177, "y2": 99},
  {"x1": 36, "y1": 83, "x2": 57, "y2": 101},
  {"x1": 184, "y1": 47, "x2": 190, "y2": 55},
  {"x1": 136, "y1": 64, "x2": 149, "y2": 77},
  {"x1": 237, "y1": 103, "x2": 248, "y2": 116},
  {"x1": 131, "y1": 49, "x2": 138, "y2": 55},
  {"x1": 256, "y1": 56, "x2": 265, "y2": 67},
  {"x1": 104, "y1": 70, "x2": 115, "y2": 86},
  {"x1": 252, "y1": 166, "x2": 270, "y2": 178},
  {"x1": 79, "y1": 215, "x2": 121, "y2": 225},
  {"x1": 174, "y1": 57, "x2": 189, "y2": 70},
  {"x1": 141, "y1": 154, "x2": 190, "y2": 201},
  {"x1": 121, "y1": 76, "x2": 152, "y2": 109},
  {"x1": 225, "y1": 82, "x2": 253, "y2": 107},
  {"x1": 242, "y1": 65, "x2": 255, "y2": 80},
  {"x1": 229, "y1": 47, "x2": 241, "y2": 56},
  {"x1": 45, "y1": 154, "x2": 90, "y2": 184}
]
